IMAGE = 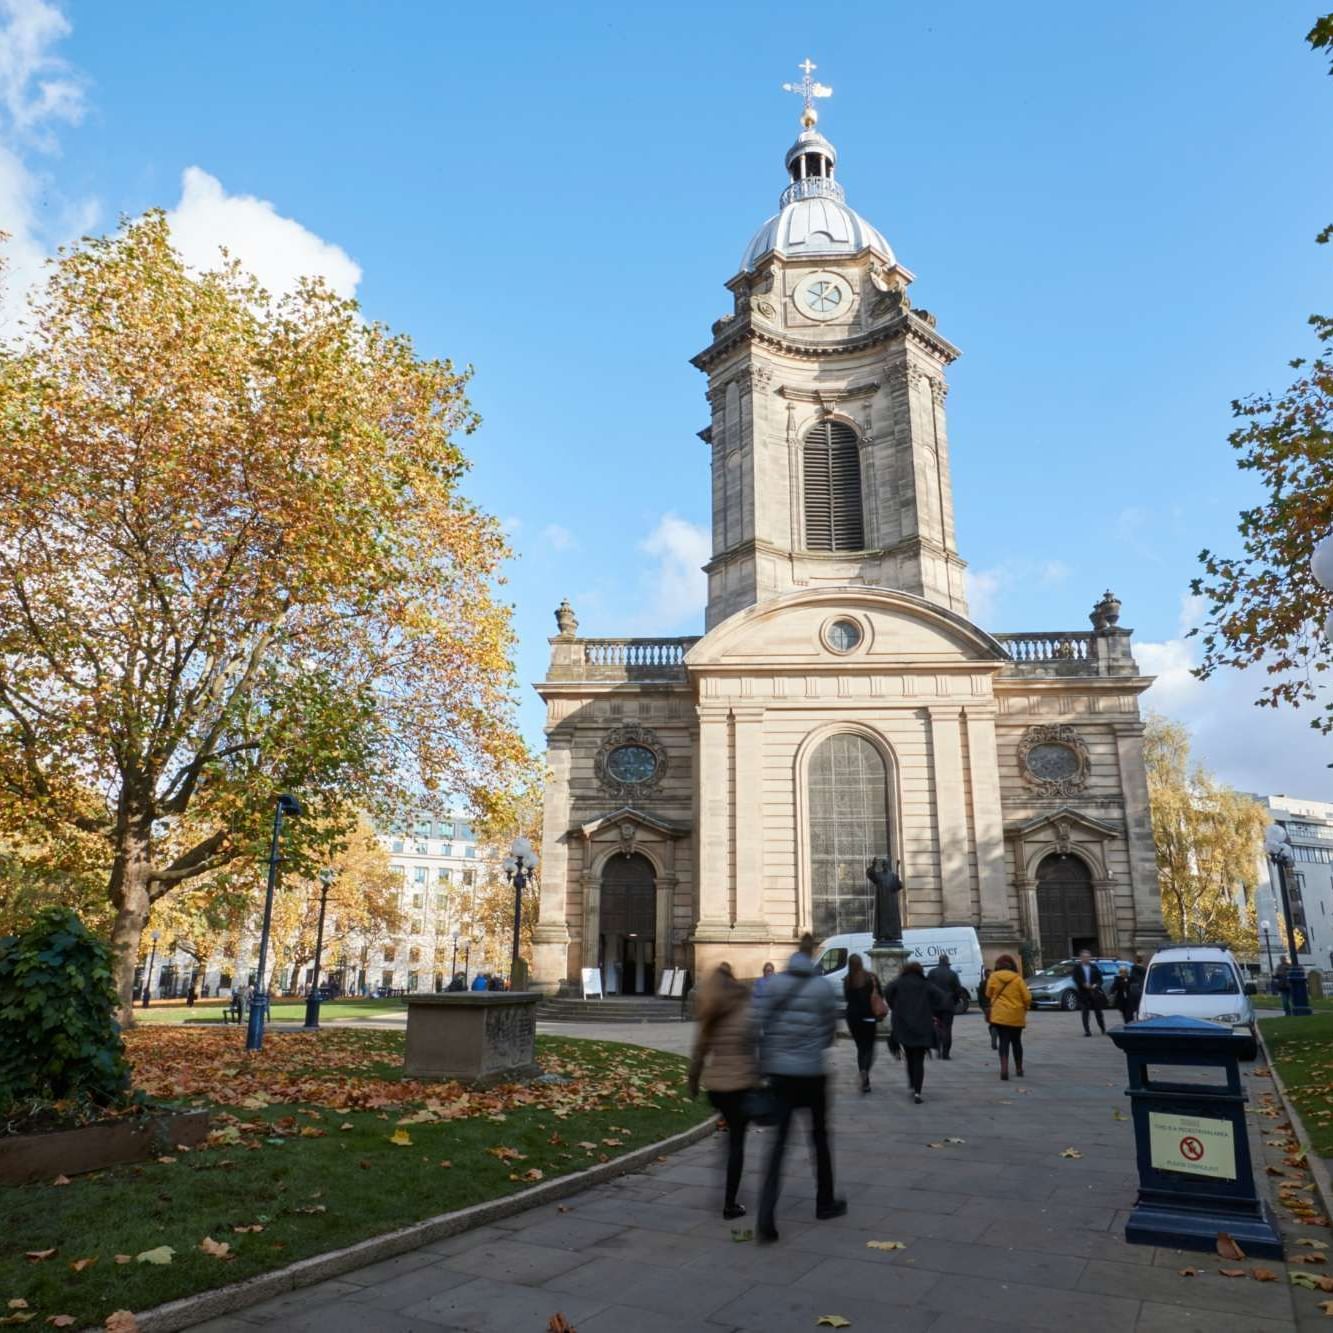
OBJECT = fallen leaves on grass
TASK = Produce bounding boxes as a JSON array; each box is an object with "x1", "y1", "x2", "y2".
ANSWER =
[
  {"x1": 46, "y1": 1318, "x2": 75, "y2": 1328},
  {"x1": 50, "y1": 1176, "x2": 70, "y2": 1187},
  {"x1": 866, "y1": 1241, "x2": 906, "y2": 1251},
  {"x1": 23, "y1": 1251, "x2": 55, "y2": 1263},
  {"x1": 387, "y1": 1130, "x2": 412, "y2": 1147},
  {"x1": 68, "y1": 1257, "x2": 96, "y2": 1272},
  {"x1": 488, "y1": 1145, "x2": 525, "y2": 1162},
  {"x1": 104, "y1": 1314, "x2": 138, "y2": 1332},
  {"x1": 135, "y1": 1246, "x2": 174, "y2": 1265},
  {"x1": 1217, "y1": 1233, "x2": 1247, "y2": 1261},
  {"x1": 232, "y1": 1224, "x2": 264, "y2": 1234},
  {"x1": 509, "y1": 1168, "x2": 544, "y2": 1182},
  {"x1": 198, "y1": 1237, "x2": 231, "y2": 1259},
  {"x1": 0, "y1": 1315, "x2": 34, "y2": 1326},
  {"x1": 6, "y1": 1305, "x2": 26, "y2": 1313},
  {"x1": 113, "y1": 1256, "x2": 132, "y2": 1265}
]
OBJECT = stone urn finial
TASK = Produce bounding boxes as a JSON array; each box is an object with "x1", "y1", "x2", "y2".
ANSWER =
[
  {"x1": 1097, "y1": 589, "x2": 1121, "y2": 627},
  {"x1": 554, "y1": 598, "x2": 578, "y2": 637}
]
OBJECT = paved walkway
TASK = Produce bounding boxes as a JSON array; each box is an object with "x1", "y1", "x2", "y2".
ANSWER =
[{"x1": 194, "y1": 1012, "x2": 1315, "y2": 1333}]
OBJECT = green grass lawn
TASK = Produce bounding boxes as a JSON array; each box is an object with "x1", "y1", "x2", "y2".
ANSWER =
[
  {"x1": 133, "y1": 997, "x2": 409, "y2": 1025},
  {"x1": 1254, "y1": 993, "x2": 1333, "y2": 1013},
  {"x1": 1, "y1": 1030, "x2": 703, "y2": 1329},
  {"x1": 1259, "y1": 1012, "x2": 1333, "y2": 1156}
]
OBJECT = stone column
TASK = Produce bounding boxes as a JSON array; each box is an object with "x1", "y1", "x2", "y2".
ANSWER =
[
  {"x1": 963, "y1": 705, "x2": 1013, "y2": 943},
  {"x1": 1094, "y1": 877, "x2": 1120, "y2": 955},
  {"x1": 1114, "y1": 722, "x2": 1169, "y2": 951},
  {"x1": 731, "y1": 706, "x2": 768, "y2": 936},
  {"x1": 693, "y1": 706, "x2": 732, "y2": 938},
  {"x1": 929, "y1": 706, "x2": 972, "y2": 923},
  {"x1": 531, "y1": 734, "x2": 573, "y2": 992}
]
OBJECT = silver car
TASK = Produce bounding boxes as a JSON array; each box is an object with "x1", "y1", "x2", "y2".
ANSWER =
[{"x1": 1027, "y1": 958, "x2": 1132, "y2": 1010}]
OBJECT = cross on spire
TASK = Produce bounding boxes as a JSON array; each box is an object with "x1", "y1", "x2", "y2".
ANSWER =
[{"x1": 782, "y1": 57, "x2": 832, "y2": 128}]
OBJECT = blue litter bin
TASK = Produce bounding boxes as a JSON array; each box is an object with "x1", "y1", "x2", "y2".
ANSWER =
[{"x1": 1110, "y1": 1015, "x2": 1282, "y2": 1258}]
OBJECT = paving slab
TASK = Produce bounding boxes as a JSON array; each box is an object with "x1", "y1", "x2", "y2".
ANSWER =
[{"x1": 222, "y1": 1010, "x2": 1308, "y2": 1332}]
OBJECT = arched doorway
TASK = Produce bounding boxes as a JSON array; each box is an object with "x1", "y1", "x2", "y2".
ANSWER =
[
  {"x1": 1036, "y1": 854, "x2": 1099, "y2": 963},
  {"x1": 807, "y1": 733, "x2": 891, "y2": 938},
  {"x1": 600, "y1": 852, "x2": 656, "y2": 995}
]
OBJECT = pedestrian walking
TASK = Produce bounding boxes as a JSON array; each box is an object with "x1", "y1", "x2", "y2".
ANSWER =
[
  {"x1": 986, "y1": 954, "x2": 1031, "y2": 1081},
  {"x1": 843, "y1": 954, "x2": 884, "y2": 1092},
  {"x1": 753, "y1": 961, "x2": 777, "y2": 997},
  {"x1": 1109, "y1": 966, "x2": 1135, "y2": 1024},
  {"x1": 926, "y1": 955, "x2": 964, "y2": 1059},
  {"x1": 1129, "y1": 954, "x2": 1146, "y2": 1015},
  {"x1": 754, "y1": 933, "x2": 846, "y2": 1243},
  {"x1": 1275, "y1": 956, "x2": 1293, "y2": 1016},
  {"x1": 884, "y1": 961, "x2": 949, "y2": 1104},
  {"x1": 470, "y1": 972, "x2": 489, "y2": 992},
  {"x1": 977, "y1": 965, "x2": 998, "y2": 1050},
  {"x1": 1071, "y1": 949, "x2": 1107, "y2": 1035},
  {"x1": 687, "y1": 962, "x2": 759, "y2": 1220}
]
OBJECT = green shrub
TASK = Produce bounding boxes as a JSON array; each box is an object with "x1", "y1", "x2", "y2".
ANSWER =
[{"x1": 0, "y1": 907, "x2": 130, "y2": 1111}]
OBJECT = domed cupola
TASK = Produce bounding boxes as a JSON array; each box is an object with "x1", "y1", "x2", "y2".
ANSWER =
[{"x1": 741, "y1": 63, "x2": 894, "y2": 273}]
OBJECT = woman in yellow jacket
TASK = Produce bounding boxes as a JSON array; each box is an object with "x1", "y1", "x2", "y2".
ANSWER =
[{"x1": 985, "y1": 954, "x2": 1031, "y2": 1082}]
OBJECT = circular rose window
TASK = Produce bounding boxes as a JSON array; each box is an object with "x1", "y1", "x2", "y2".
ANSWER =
[
  {"x1": 1026, "y1": 743, "x2": 1080, "y2": 781},
  {"x1": 826, "y1": 619, "x2": 863, "y2": 653},
  {"x1": 606, "y1": 744, "x2": 658, "y2": 784}
]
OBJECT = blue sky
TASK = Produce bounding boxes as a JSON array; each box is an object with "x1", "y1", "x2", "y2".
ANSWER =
[{"x1": 3, "y1": 0, "x2": 1331, "y2": 794}]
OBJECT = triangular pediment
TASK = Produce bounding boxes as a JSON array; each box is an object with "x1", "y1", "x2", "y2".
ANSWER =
[
  {"x1": 1005, "y1": 806, "x2": 1122, "y2": 840},
  {"x1": 572, "y1": 807, "x2": 691, "y2": 840}
]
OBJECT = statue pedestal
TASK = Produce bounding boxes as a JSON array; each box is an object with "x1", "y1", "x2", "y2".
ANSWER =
[
  {"x1": 403, "y1": 993, "x2": 540, "y2": 1087},
  {"x1": 869, "y1": 944, "x2": 910, "y2": 993}
]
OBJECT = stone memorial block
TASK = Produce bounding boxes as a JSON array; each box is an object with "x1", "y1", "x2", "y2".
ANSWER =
[{"x1": 403, "y1": 993, "x2": 540, "y2": 1086}]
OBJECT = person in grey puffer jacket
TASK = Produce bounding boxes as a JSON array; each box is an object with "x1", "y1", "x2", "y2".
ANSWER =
[{"x1": 753, "y1": 934, "x2": 847, "y2": 1243}]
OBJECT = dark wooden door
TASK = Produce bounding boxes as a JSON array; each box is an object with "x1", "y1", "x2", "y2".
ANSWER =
[{"x1": 1036, "y1": 854, "x2": 1098, "y2": 963}]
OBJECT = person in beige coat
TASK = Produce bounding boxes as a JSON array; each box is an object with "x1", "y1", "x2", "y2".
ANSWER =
[{"x1": 688, "y1": 962, "x2": 759, "y2": 1219}]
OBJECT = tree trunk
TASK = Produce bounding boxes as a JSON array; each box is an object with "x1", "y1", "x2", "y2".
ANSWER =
[{"x1": 108, "y1": 827, "x2": 154, "y2": 1027}]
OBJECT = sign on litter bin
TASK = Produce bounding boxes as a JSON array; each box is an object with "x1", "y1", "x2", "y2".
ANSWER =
[{"x1": 1110, "y1": 1015, "x2": 1282, "y2": 1258}]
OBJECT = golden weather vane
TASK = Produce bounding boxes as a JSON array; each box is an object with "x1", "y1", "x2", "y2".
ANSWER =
[{"x1": 782, "y1": 57, "x2": 832, "y2": 128}]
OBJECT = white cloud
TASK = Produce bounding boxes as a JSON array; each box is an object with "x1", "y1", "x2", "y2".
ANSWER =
[
  {"x1": 0, "y1": 0, "x2": 92, "y2": 336},
  {"x1": 165, "y1": 166, "x2": 361, "y2": 299},
  {"x1": 637, "y1": 513, "x2": 709, "y2": 629},
  {"x1": 501, "y1": 515, "x2": 523, "y2": 536},
  {"x1": 965, "y1": 558, "x2": 1070, "y2": 625},
  {"x1": 542, "y1": 523, "x2": 576, "y2": 552},
  {"x1": 1139, "y1": 594, "x2": 1331, "y2": 797}
]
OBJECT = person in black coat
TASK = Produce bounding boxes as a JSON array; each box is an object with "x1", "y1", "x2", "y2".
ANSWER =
[
  {"x1": 844, "y1": 954, "x2": 883, "y2": 1093},
  {"x1": 1109, "y1": 967, "x2": 1135, "y2": 1025},
  {"x1": 926, "y1": 957, "x2": 964, "y2": 1059},
  {"x1": 1071, "y1": 950, "x2": 1107, "y2": 1035},
  {"x1": 884, "y1": 962, "x2": 949, "y2": 1104}
]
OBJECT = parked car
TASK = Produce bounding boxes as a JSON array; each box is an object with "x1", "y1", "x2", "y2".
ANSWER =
[
  {"x1": 1135, "y1": 944, "x2": 1258, "y2": 1059},
  {"x1": 1027, "y1": 957, "x2": 1132, "y2": 1010}
]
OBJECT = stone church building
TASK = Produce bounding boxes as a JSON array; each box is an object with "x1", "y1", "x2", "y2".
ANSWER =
[{"x1": 531, "y1": 84, "x2": 1166, "y2": 994}]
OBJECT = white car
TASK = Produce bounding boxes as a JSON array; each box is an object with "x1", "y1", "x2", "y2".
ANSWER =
[
  {"x1": 815, "y1": 927, "x2": 983, "y2": 1009},
  {"x1": 1136, "y1": 944, "x2": 1259, "y2": 1059}
]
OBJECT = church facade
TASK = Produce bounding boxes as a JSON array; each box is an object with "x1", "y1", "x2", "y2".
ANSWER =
[{"x1": 531, "y1": 85, "x2": 1166, "y2": 993}]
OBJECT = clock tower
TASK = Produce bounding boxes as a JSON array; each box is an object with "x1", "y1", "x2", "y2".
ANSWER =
[{"x1": 693, "y1": 76, "x2": 969, "y2": 631}]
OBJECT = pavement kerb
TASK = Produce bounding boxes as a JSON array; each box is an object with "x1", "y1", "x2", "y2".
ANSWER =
[
  {"x1": 1258, "y1": 1024, "x2": 1333, "y2": 1233},
  {"x1": 126, "y1": 1114, "x2": 717, "y2": 1333}
]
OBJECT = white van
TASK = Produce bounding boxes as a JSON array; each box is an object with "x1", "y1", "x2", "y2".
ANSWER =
[
  {"x1": 1136, "y1": 944, "x2": 1259, "y2": 1059},
  {"x1": 815, "y1": 928, "x2": 984, "y2": 1009}
]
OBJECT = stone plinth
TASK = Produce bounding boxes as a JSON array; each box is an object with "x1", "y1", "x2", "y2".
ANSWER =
[
  {"x1": 403, "y1": 993, "x2": 540, "y2": 1086},
  {"x1": 869, "y1": 945, "x2": 910, "y2": 993}
]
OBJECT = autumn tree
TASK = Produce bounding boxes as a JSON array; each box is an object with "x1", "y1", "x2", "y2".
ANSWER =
[
  {"x1": 1145, "y1": 715, "x2": 1269, "y2": 951},
  {"x1": 1191, "y1": 19, "x2": 1333, "y2": 730},
  {"x1": 0, "y1": 214, "x2": 526, "y2": 1020},
  {"x1": 468, "y1": 771, "x2": 544, "y2": 969}
]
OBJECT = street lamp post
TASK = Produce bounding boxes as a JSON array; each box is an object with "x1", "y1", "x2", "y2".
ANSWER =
[
  {"x1": 502, "y1": 836, "x2": 540, "y2": 988},
  {"x1": 141, "y1": 931, "x2": 160, "y2": 1008},
  {"x1": 304, "y1": 867, "x2": 333, "y2": 1030},
  {"x1": 246, "y1": 793, "x2": 304, "y2": 1052},
  {"x1": 1260, "y1": 920, "x2": 1275, "y2": 980},
  {"x1": 450, "y1": 932, "x2": 459, "y2": 982},
  {"x1": 1265, "y1": 824, "x2": 1312, "y2": 1017}
]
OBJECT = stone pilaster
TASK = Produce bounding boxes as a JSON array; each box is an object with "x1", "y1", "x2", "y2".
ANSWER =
[
  {"x1": 963, "y1": 706, "x2": 1013, "y2": 942},
  {"x1": 929, "y1": 705, "x2": 971, "y2": 923},
  {"x1": 531, "y1": 734, "x2": 573, "y2": 991}
]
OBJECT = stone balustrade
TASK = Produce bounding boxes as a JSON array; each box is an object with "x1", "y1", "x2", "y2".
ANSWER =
[{"x1": 547, "y1": 636, "x2": 700, "y2": 682}]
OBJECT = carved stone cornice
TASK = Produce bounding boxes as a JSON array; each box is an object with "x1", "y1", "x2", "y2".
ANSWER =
[
  {"x1": 692, "y1": 313, "x2": 960, "y2": 374},
  {"x1": 777, "y1": 379, "x2": 881, "y2": 404}
]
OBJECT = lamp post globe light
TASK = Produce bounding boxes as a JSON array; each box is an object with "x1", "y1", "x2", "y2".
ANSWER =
[
  {"x1": 246, "y1": 793, "x2": 304, "y2": 1053},
  {"x1": 141, "y1": 930, "x2": 160, "y2": 1008},
  {"x1": 503, "y1": 836, "x2": 539, "y2": 988},
  {"x1": 1265, "y1": 823, "x2": 1312, "y2": 1017},
  {"x1": 304, "y1": 867, "x2": 334, "y2": 1031}
]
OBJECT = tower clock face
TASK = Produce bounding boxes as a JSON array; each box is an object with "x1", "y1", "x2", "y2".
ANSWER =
[{"x1": 794, "y1": 271, "x2": 851, "y2": 322}]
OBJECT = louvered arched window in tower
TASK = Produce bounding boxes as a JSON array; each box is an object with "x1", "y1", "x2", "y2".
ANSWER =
[{"x1": 802, "y1": 420, "x2": 864, "y2": 551}]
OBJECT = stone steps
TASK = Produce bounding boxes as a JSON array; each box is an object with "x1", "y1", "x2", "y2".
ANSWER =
[{"x1": 536, "y1": 996, "x2": 688, "y2": 1024}]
